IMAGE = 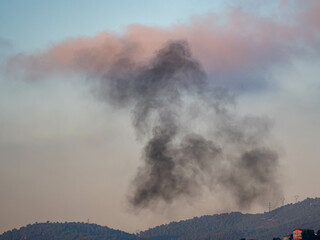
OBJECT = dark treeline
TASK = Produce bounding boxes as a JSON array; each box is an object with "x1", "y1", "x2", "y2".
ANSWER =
[
  {"x1": 1, "y1": 198, "x2": 320, "y2": 240},
  {"x1": 140, "y1": 198, "x2": 320, "y2": 240},
  {"x1": 0, "y1": 222, "x2": 137, "y2": 240}
]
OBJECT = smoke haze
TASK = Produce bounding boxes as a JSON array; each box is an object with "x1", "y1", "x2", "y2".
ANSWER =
[
  {"x1": 93, "y1": 40, "x2": 282, "y2": 209},
  {"x1": 7, "y1": 0, "x2": 320, "y2": 91}
]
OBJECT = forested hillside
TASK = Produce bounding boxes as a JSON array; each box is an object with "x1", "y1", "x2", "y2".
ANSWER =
[
  {"x1": 1, "y1": 198, "x2": 320, "y2": 240},
  {"x1": 0, "y1": 222, "x2": 137, "y2": 240},
  {"x1": 140, "y1": 198, "x2": 320, "y2": 240}
]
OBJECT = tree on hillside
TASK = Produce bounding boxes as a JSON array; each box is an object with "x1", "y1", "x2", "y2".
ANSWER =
[{"x1": 302, "y1": 230, "x2": 315, "y2": 240}]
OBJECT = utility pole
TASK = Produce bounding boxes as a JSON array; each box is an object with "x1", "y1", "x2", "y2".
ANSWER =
[
  {"x1": 269, "y1": 202, "x2": 271, "y2": 212},
  {"x1": 294, "y1": 195, "x2": 299, "y2": 203},
  {"x1": 281, "y1": 197, "x2": 285, "y2": 206}
]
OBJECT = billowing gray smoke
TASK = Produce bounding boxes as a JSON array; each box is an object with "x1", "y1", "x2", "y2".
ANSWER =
[{"x1": 97, "y1": 40, "x2": 282, "y2": 209}]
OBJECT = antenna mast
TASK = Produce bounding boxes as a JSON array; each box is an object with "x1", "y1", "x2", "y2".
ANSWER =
[{"x1": 269, "y1": 202, "x2": 271, "y2": 212}]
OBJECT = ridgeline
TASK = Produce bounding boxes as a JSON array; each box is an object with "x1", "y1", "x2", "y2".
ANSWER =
[{"x1": 2, "y1": 198, "x2": 320, "y2": 240}]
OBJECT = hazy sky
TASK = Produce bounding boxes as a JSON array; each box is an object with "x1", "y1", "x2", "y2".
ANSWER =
[{"x1": 1, "y1": 0, "x2": 320, "y2": 234}]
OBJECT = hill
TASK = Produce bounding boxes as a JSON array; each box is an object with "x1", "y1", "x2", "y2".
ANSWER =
[
  {"x1": 140, "y1": 197, "x2": 320, "y2": 240},
  {"x1": 0, "y1": 222, "x2": 137, "y2": 240},
  {"x1": 1, "y1": 198, "x2": 320, "y2": 240}
]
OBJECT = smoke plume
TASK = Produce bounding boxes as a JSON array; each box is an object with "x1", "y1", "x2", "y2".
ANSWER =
[{"x1": 96, "y1": 40, "x2": 282, "y2": 209}]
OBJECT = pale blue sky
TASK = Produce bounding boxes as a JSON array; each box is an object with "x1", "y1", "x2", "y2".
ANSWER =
[
  {"x1": 0, "y1": 0, "x2": 226, "y2": 53},
  {"x1": 0, "y1": 0, "x2": 281, "y2": 53}
]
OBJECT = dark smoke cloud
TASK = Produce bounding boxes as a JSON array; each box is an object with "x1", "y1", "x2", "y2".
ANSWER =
[{"x1": 96, "y1": 40, "x2": 282, "y2": 209}]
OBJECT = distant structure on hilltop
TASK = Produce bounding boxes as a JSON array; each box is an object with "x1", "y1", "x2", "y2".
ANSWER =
[
  {"x1": 241, "y1": 228, "x2": 320, "y2": 240},
  {"x1": 293, "y1": 229, "x2": 313, "y2": 240},
  {"x1": 281, "y1": 228, "x2": 320, "y2": 240}
]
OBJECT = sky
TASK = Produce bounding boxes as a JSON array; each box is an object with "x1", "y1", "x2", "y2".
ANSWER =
[{"x1": 1, "y1": 0, "x2": 320, "y2": 235}]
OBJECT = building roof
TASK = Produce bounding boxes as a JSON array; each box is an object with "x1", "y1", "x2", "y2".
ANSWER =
[{"x1": 293, "y1": 228, "x2": 313, "y2": 231}]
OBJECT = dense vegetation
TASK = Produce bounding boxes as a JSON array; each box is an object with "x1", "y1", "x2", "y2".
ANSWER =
[
  {"x1": 0, "y1": 222, "x2": 137, "y2": 240},
  {"x1": 140, "y1": 198, "x2": 320, "y2": 240},
  {"x1": 1, "y1": 198, "x2": 320, "y2": 240}
]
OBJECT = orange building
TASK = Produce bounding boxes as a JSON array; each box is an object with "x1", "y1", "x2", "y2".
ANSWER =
[{"x1": 292, "y1": 229, "x2": 314, "y2": 240}]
